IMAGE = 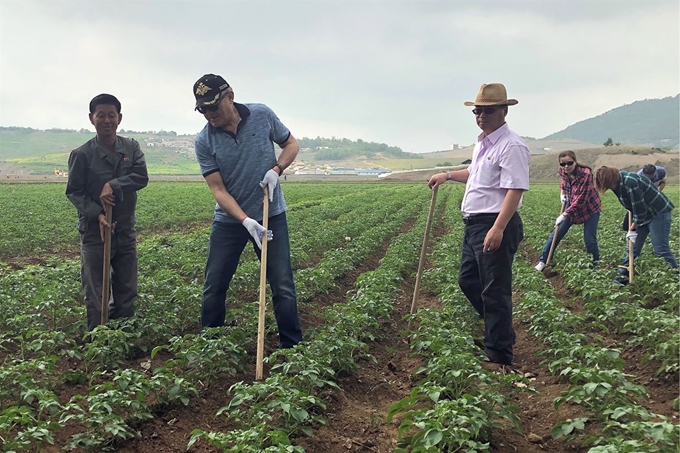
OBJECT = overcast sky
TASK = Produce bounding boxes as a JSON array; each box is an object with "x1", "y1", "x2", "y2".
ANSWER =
[{"x1": 1, "y1": 0, "x2": 678, "y2": 153}]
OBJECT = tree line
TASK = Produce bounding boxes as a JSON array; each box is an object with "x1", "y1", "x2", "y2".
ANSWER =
[{"x1": 297, "y1": 136, "x2": 421, "y2": 161}]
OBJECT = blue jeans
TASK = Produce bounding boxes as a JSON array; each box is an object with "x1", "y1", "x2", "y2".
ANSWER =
[
  {"x1": 202, "y1": 212, "x2": 302, "y2": 348},
  {"x1": 458, "y1": 212, "x2": 523, "y2": 364},
  {"x1": 539, "y1": 213, "x2": 600, "y2": 263},
  {"x1": 620, "y1": 210, "x2": 678, "y2": 270}
]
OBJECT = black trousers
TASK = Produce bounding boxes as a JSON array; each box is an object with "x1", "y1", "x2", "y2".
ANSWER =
[{"x1": 458, "y1": 212, "x2": 523, "y2": 364}]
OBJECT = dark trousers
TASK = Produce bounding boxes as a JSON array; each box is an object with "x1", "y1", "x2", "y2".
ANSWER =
[
  {"x1": 201, "y1": 212, "x2": 302, "y2": 348},
  {"x1": 458, "y1": 212, "x2": 523, "y2": 364},
  {"x1": 81, "y1": 228, "x2": 138, "y2": 331}
]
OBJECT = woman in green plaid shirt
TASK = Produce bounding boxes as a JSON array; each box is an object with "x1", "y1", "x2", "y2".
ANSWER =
[{"x1": 595, "y1": 166, "x2": 677, "y2": 284}]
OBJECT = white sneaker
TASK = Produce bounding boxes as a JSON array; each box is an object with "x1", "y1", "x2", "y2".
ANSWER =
[{"x1": 534, "y1": 262, "x2": 546, "y2": 272}]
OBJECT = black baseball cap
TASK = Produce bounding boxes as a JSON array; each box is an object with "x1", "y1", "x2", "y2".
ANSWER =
[
  {"x1": 193, "y1": 74, "x2": 230, "y2": 110},
  {"x1": 642, "y1": 164, "x2": 656, "y2": 175}
]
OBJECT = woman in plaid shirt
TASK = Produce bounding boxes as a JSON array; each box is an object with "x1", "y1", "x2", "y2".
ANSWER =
[
  {"x1": 535, "y1": 151, "x2": 601, "y2": 271},
  {"x1": 595, "y1": 166, "x2": 677, "y2": 284}
]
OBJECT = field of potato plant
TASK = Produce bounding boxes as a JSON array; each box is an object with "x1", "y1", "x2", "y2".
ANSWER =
[{"x1": 0, "y1": 181, "x2": 678, "y2": 452}]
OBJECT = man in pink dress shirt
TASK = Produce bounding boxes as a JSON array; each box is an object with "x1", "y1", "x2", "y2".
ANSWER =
[{"x1": 428, "y1": 83, "x2": 530, "y2": 366}]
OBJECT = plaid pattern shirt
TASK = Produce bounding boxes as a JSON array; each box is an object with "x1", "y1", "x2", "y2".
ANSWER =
[
  {"x1": 561, "y1": 166, "x2": 601, "y2": 224},
  {"x1": 614, "y1": 170, "x2": 674, "y2": 226}
]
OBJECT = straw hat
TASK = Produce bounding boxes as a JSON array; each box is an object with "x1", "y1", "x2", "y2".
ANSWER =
[{"x1": 464, "y1": 83, "x2": 518, "y2": 106}]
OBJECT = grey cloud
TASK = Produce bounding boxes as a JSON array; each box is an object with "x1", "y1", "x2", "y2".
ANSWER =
[{"x1": 1, "y1": 0, "x2": 678, "y2": 153}]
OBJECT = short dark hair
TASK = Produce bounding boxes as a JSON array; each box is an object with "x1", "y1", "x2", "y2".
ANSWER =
[
  {"x1": 89, "y1": 94, "x2": 121, "y2": 114},
  {"x1": 642, "y1": 164, "x2": 656, "y2": 175}
]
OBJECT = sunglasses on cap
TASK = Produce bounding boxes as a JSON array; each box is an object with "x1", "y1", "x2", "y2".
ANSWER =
[
  {"x1": 472, "y1": 106, "x2": 503, "y2": 116},
  {"x1": 559, "y1": 161, "x2": 575, "y2": 167}
]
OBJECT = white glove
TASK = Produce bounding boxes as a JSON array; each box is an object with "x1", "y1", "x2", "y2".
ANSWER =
[
  {"x1": 626, "y1": 230, "x2": 638, "y2": 244},
  {"x1": 242, "y1": 217, "x2": 273, "y2": 249},
  {"x1": 555, "y1": 214, "x2": 566, "y2": 226},
  {"x1": 259, "y1": 169, "x2": 279, "y2": 202},
  {"x1": 560, "y1": 194, "x2": 567, "y2": 203}
]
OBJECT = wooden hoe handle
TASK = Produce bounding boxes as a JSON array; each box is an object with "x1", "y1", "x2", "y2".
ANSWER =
[
  {"x1": 101, "y1": 207, "x2": 113, "y2": 325},
  {"x1": 408, "y1": 185, "x2": 438, "y2": 330},
  {"x1": 256, "y1": 188, "x2": 270, "y2": 380}
]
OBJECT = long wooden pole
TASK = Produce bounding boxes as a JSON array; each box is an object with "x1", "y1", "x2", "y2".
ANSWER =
[
  {"x1": 101, "y1": 207, "x2": 113, "y2": 325},
  {"x1": 408, "y1": 185, "x2": 438, "y2": 330},
  {"x1": 546, "y1": 202, "x2": 565, "y2": 267},
  {"x1": 628, "y1": 211, "x2": 634, "y2": 283},
  {"x1": 256, "y1": 188, "x2": 270, "y2": 381}
]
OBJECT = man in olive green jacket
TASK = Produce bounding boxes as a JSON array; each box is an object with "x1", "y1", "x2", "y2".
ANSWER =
[{"x1": 66, "y1": 94, "x2": 148, "y2": 331}]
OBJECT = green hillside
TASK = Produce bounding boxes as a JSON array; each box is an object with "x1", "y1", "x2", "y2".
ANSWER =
[
  {"x1": 543, "y1": 95, "x2": 679, "y2": 147},
  {"x1": 0, "y1": 127, "x2": 199, "y2": 175},
  {"x1": 297, "y1": 136, "x2": 421, "y2": 161},
  {"x1": 0, "y1": 128, "x2": 417, "y2": 175},
  {"x1": 2, "y1": 108, "x2": 678, "y2": 177}
]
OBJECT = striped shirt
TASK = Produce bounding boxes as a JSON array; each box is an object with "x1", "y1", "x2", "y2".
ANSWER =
[
  {"x1": 561, "y1": 166, "x2": 601, "y2": 224},
  {"x1": 614, "y1": 170, "x2": 674, "y2": 226}
]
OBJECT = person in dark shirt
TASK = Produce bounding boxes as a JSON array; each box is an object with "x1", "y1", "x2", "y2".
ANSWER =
[
  {"x1": 639, "y1": 164, "x2": 667, "y2": 190},
  {"x1": 66, "y1": 94, "x2": 148, "y2": 330},
  {"x1": 594, "y1": 166, "x2": 677, "y2": 284}
]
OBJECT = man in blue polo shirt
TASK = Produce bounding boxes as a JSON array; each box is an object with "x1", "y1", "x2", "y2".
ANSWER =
[
  {"x1": 193, "y1": 74, "x2": 302, "y2": 348},
  {"x1": 638, "y1": 164, "x2": 666, "y2": 191}
]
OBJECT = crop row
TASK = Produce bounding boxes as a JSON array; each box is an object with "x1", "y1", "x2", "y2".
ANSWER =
[
  {"x1": 187, "y1": 182, "x2": 448, "y2": 451},
  {"x1": 387, "y1": 187, "x2": 529, "y2": 452},
  {"x1": 0, "y1": 182, "x2": 413, "y2": 260},
  {"x1": 514, "y1": 262, "x2": 678, "y2": 452},
  {"x1": 1, "y1": 183, "x2": 677, "y2": 451},
  {"x1": 520, "y1": 188, "x2": 679, "y2": 376},
  {"x1": 0, "y1": 184, "x2": 431, "y2": 450}
]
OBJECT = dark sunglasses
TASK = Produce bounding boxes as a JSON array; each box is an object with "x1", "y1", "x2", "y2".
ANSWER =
[
  {"x1": 559, "y1": 161, "x2": 575, "y2": 167},
  {"x1": 196, "y1": 103, "x2": 220, "y2": 114},
  {"x1": 196, "y1": 91, "x2": 229, "y2": 114},
  {"x1": 472, "y1": 106, "x2": 501, "y2": 116}
]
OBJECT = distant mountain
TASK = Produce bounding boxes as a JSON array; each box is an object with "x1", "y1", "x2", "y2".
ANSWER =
[{"x1": 543, "y1": 95, "x2": 679, "y2": 147}]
